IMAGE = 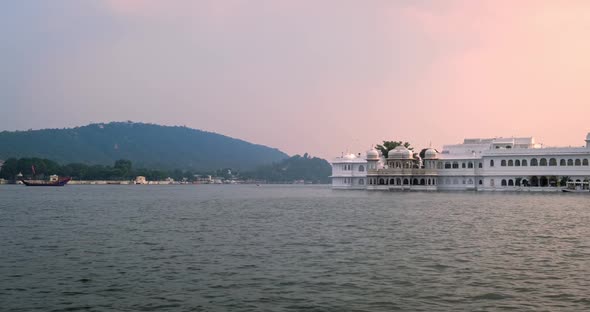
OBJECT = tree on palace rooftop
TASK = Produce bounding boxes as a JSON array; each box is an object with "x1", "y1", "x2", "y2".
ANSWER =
[{"x1": 375, "y1": 141, "x2": 413, "y2": 157}]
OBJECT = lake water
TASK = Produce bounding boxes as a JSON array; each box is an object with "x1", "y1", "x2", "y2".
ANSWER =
[{"x1": 1, "y1": 185, "x2": 589, "y2": 311}]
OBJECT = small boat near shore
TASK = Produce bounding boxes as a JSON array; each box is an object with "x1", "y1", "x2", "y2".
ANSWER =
[
  {"x1": 21, "y1": 176, "x2": 71, "y2": 187},
  {"x1": 562, "y1": 181, "x2": 589, "y2": 193}
]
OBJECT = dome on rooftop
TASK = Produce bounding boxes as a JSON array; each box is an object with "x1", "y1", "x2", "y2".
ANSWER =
[
  {"x1": 388, "y1": 146, "x2": 412, "y2": 159},
  {"x1": 424, "y1": 148, "x2": 438, "y2": 159},
  {"x1": 366, "y1": 149, "x2": 379, "y2": 160},
  {"x1": 343, "y1": 153, "x2": 357, "y2": 160}
]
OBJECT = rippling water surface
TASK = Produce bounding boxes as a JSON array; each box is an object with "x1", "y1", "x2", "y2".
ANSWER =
[{"x1": 1, "y1": 185, "x2": 590, "y2": 311}]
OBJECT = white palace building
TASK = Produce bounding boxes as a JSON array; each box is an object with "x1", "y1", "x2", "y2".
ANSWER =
[{"x1": 331, "y1": 133, "x2": 590, "y2": 192}]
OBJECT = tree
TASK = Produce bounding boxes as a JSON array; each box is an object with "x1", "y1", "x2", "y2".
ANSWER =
[
  {"x1": 559, "y1": 176, "x2": 570, "y2": 187},
  {"x1": 114, "y1": 159, "x2": 132, "y2": 178},
  {"x1": 375, "y1": 141, "x2": 413, "y2": 156}
]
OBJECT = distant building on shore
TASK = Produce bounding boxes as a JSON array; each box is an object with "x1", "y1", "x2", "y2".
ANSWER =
[{"x1": 332, "y1": 133, "x2": 590, "y2": 192}]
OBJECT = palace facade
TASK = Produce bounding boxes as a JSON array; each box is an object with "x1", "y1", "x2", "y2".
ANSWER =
[{"x1": 331, "y1": 134, "x2": 590, "y2": 191}]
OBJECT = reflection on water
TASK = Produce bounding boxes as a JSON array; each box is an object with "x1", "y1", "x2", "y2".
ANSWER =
[{"x1": 1, "y1": 185, "x2": 589, "y2": 311}]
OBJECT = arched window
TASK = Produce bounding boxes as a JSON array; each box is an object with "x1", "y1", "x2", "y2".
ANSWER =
[
  {"x1": 530, "y1": 158, "x2": 538, "y2": 166},
  {"x1": 540, "y1": 158, "x2": 547, "y2": 166},
  {"x1": 452, "y1": 162, "x2": 459, "y2": 169},
  {"x1": 515, "y1": 178, "x2": 521, "y2": 186},
  {"x1": 359, "y1": 179, "x2": 365, "y2": 185},
  {"x1": 501, "y1": 179, "x2": 507, "y2": 186},
  {"x1": 396, "y1": 178, "x2": 401, "y2": 185},
  {"x1": 560, "y1": 159, "x2": 566, "y2": 166},
  {"x1": 479, "y1": 179, "x2": 483, "y2": 185},
  {"x1": 468, "y1": 162, "x2": 473, "y2": 168},
  {"x1": 575, "y1": 159, "x2": 581, "y2": 166},
  {"x1": 379, "y1": 178, "x2": 385, "y2": 185},
  {"x1": 508, "y1": 179, "x2": 514, "y2": 186},
  {"x1": 584, "y1": 159, "x2": 589, "y2": 166},
  {"x1": 462, "y1": 162, "x2": 466, "y2": 168},
  {"x1": 403, "y1": 178, "x2": 409, "y2": 185},
  {"x1": 501, "y1": 160, "x2": 506, "y2": 166},
  {"x1": 568, "y1": 159, "x2": 573, "y2": 166},
  {"x1": 437, "y1": 162, "x2": 443, "y2": 169},
  {"x1": 358, "y1": 165, "x2": 365, "y2": 172},
  {"x1": 515, "y1": 160, "x2": 521, "y2": 166},
  {"x1": 490, "y1": 160, "x2": 495, "y2": 167},
  {"x1": 389, "y1": 178, "x2": 395, "y2": 185},
  {"x1": 549, "y1": 158, "x2": 557, "y2": 166},
  {"x1": 508, "y1": 160, "x2": 513, "y2": 166},
  {"x1": 420, "y1": 178, "x2": 425, "y2": 185},
  {"x1": 478, "y1": 162, "x2": 483, "y2": 168},
  {"x1": 413, "y1": 178, "x2": 419, "y2": 185},
  {"x1": 522, "y1": 159, "x2": 528, "y2": 166}
]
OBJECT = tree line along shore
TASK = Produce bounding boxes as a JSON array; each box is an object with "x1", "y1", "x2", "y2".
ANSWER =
[{"x1": 0, "y1": 154, "x2": 331, "y2": 184}]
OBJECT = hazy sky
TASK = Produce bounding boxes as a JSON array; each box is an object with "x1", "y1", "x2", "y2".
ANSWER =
[{"x1": 3, "y1": 1, "x2": 590, "y2": 158}]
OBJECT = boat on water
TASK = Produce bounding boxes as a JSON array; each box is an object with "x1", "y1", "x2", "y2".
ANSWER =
[
  {"x1": 21, "y1": 176, "x2": 71, "y2": 187},
  {"x1": 562, "y1": 181, "x2": 589, "y2": 193}
]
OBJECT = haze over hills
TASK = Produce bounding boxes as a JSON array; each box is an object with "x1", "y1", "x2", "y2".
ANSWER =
[{"x1": 0, "y1": 122, "x2": 288, "y2": 171}]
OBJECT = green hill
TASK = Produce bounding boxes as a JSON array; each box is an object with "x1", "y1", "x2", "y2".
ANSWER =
[
  {"x1": 0, "y1": 122, "x2": 288, "y2": 171},
  {"x1": 244, "y1": 153, "x2": 332, "y2": 184}
]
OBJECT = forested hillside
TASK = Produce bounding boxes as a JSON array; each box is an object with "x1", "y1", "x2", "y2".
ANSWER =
[{"x1": 0, "y1": 122, "x2": 288, "y2": 171}]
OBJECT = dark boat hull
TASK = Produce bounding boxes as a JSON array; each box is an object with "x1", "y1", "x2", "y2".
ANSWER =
[{"x1": 21, "y1": 177, "x2": 71, "y2": 186}]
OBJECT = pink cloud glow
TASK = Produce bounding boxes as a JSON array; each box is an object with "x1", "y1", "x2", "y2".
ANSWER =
[{"x1": 6, "y1": 1, "x2": 590, "y2": 158}]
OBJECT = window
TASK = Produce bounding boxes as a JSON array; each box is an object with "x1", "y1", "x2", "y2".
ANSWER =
[
  {"x1": 390, "y1": 178, "x2": 395, "y2": 185},
  {"x1": 479, "y1": 179, "x2": 483, "y2": 185},
  {"x1": 575, "y1": 159, "x2": 581, "y2": 166},
  {"x1": 515, "y1": 178, "x2": 521, "y2": 186},
  {"x1": 358, "y1": 165, "x2": 365, "y2": 172},
  {"x1": 490, "y1": 160, "x2": 495, "y2": 167},
  {"x1": 468, "y1": 179, "x2": 473, "y2": 184},
  {"x1": 452, "y1": 162, "x2": 459, "y2": 169},
  {"x1": 515, "y1": 160, "x2": 520, "y2": 166},
  {"x1": 530, "y1": 158, "x2": 538, "y2": 166},
  {"x1": 478, "y1": 163, "x2": 483, "y2": 168},
  {"x1": 501, "y1": 160, "x2": 506, "y2": 166},
  {"x1": 508, "y1": 160, "x2": 513, "y2": 166},
  {"x1": 468, "y1": 162, "x2": 473, "y2": 168},
  {"x1": 462, "y1": 163, "x2": 466, "y2": 168},
  {"x1": 540, "y1": 158, "x2": 547, "y2": 166},
  {"x1": 549, "y1": 158, "x2": 556, "y2": 166},
  {"x1": 501, "y1": 179, "x2": 507, "y2": 186},
  {"x1": 584, "y1": 159, "x2": 589, "y2": 166},
  {"x1": 359, "y1": 179, "x2": 365, "y2": 185},
  {"x1": 508, "y1": 179, "x2": 514, "y2": 186},
  {"x1": 522, "y1": 159, "x2": 528, "y2": 166},
  {"x1": 568, "y1": 159, "x2": 573, "y2": 166},
  {"x1": 560, "y1": 159, "x2": 566, "y2": 166}
]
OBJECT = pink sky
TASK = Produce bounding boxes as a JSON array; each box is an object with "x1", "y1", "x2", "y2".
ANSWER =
[{"x1": 3, "y1": 1, "x2": 590, "y2": 158}]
